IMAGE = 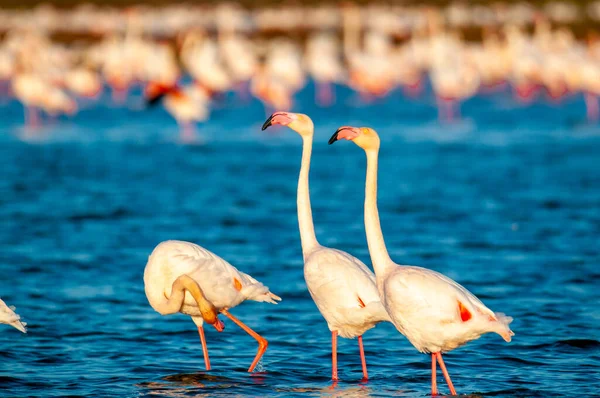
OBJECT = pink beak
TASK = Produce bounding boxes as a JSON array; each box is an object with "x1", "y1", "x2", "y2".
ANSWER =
[
  {"x1": 328, "y1": 126, "x2": 360, "y2": 144},
  {"x1": 213, "y1": 318, "x2": 225, "y2": 332},
  {"x1": 262, "y1": 112, "x2": 293, "y2": 130}
]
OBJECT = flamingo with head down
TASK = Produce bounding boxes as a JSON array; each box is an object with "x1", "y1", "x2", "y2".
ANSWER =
[
  {"x1": 329, "y1": 126, "x2": 514, "y2": 395},
  {"x1": 262, "y1": 112, "x2": 389, "y2": 381},
  {"x1": 144, "y1": 240, "x2": 281, "y2": 372}
]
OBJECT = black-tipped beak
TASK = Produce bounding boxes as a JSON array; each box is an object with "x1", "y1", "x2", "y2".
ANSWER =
[
  {"x1": 328, "y1": 129, "x2": 342, "y2": 145},
  {"x1": 262, "y1": 115, "x2": 274, "y2": 131},
  {"x1": 146, "y1": 92, "x2": 166, "y2": 107}
]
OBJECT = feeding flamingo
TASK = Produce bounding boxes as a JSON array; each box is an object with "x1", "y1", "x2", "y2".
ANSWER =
[
  {"x1": 144, "y1": 240, "x2": 281, "y2": 372},
  {"x1": 329, "y1": 126, "x2": 514, "y2": 395},
  {"x1": 262, "y1": 112, "x2": 389, "y2": 381},
  {"x1": 0, "y1": 298, "x2": 26, "y2": 333}
]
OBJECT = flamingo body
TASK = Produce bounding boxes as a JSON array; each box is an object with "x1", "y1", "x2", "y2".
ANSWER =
[
  {"x1": 144, "y1": 240, "x2": 280, "y2": 372},
  {"x1": 305, "y1": 247, "x2": 389, "y2": 338},
  {"x1": 381, "y1": 265, "x2": 513, "y2": 353},
  {"x1": 144, "y1": 240, "x2": 279, "y2": 323}
]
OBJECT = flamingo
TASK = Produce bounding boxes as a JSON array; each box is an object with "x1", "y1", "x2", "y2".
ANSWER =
[
  {"x1": 262, "y1": 112, "x2": 389, "y2": 381},
  {"x1": 0, "y1": 298, "x2": 27, "y2": 333},
  {"x1": 145, "y1": 82, "x2": 210, "y2": 142},
  {"x1": 329, "y1": 126, "x2": 514, "y2": 395},
  {"x1": 144, "y1": 240, "x2": 281, "y2": 372}
]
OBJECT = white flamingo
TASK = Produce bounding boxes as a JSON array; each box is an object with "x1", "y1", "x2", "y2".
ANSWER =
[
  {"x1": 329, "y1": 126, "x2": 514, "y2": 395},
  {"x1": 144, "y1": 240, "x2": 281, "y2": 372},
  {"x1": 0, "y1": 298, "x2": 27, "y2": 333},
  {"x1": 262, "y1": 112, "x2": 389, "y2": 381},
  {"x1": 145, "y1": 82, "x2": 210, "y2": 142}
]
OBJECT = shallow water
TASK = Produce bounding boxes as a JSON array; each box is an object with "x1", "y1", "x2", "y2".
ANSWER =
[{"x1": 1, "y1": 84, "x2": 599, "y2": 396}]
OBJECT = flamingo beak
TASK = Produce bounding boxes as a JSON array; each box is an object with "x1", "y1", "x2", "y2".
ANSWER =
[
  {"x1": 328, "y1": 127, "x2": 360, "y2": 144},
  {"x1": 212, "y1": 318, "x2": 225, "y2": 332},
  {"x1": 145, "y1": 83, "x2": 172, "y2": 106},
  {"x1": 262, "y1": 112, "x2": 293, "y2": 130}
]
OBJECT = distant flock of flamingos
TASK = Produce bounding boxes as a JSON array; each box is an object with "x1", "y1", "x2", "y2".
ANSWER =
[
  {"x1": 3, "y1": 111, "x2": 515, "y2": 395},
  {"x1": 2, "y1": 2, "x2": 600, "y2": 139}
]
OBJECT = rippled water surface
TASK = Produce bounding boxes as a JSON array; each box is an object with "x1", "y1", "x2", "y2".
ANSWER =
[{"x1": 1, "y1": 86, "x2": 599, "y2": 396}]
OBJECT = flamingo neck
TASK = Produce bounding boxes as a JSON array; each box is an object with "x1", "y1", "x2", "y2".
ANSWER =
[
  {"x1": 298, "y1": 134, "x2": 319, "y2": 257},
  {"x1": 364, "y1": 149, "x2": 395, "y2": 279}
]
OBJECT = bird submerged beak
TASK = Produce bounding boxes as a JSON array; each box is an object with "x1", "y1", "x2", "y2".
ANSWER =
[
  {"x1": 262, "y1": 112, "x2": 293, "y2": 130},
  {"x1": 328, "y1": 126, "x2": 360, "y2": 144}
]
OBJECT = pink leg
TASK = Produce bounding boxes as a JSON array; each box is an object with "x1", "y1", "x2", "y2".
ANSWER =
[
  {"x1": 444, "y1": 100, "x2": 454, "y2": 122},
  {"x1": 332, "y1": 330, "x2": 338, "y2": 381},
  {"x1": 454, "y1": 100, "x2": 461, "y2": 120},
  {"x1": 359, "y1": 91, "x2": 372, "y2": 104},
  {"x1": 237, "y1": 81, "x2": 250, "y2": 102},
  {"x1": 436, "y1": 97, "x2": 452, "y2": 122},
  {"x1": 179, "y1": 122, "x2": 197, "y2": 143},
  {"x1": 112, "y1": 86, "x2": 128, "y2": 104},
  {"x1": 316, "y1": 82, "x2": 333, "y2": 107},
  {"x1": 197, "y1": 326, "x2": 211, "y2": 371},
  {"x1": 358, "y1": 335, "x2": 368, "y2": 380},
  {"x1": 435, "y1": 352, "x2": 457, "y2": 395},
  {"x1": 585, "y1": 93, "x2": 599, "y2": 122},
  {"x1": 26, "y1": 106, "x2": 40, "y2": 128},
  {"x1": 431, "y1": 353, "x2": 438, "y2": 395},
  {"x1": 221, "y1": 310, "x2": 268, "y2": 373}
]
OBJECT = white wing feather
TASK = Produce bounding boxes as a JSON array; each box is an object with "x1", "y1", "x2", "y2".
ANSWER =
[{"x1": 0, "y1": 298, "x2": 27, "y2": 333}]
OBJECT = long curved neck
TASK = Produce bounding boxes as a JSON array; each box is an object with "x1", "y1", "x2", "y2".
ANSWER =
[
  {"x1": 298, "y1": 135, "x2": 319, "y2": 258},
  {"x1": 155, "y1": 275, "x2": 215, "y2": 320},
  {"x1": 364, "y1": 149, "x2": 395, "y2": 278}
]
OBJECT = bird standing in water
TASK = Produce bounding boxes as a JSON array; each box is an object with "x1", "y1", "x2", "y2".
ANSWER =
[
  {"x1": 262, "y1": 112, "x2": 389, "y2": 381},
  {"x1": 329, "y1": 126, "x2": 514, "y2": 395},
  {"x1": 144, "y1": 240, "x2": 281, "y2": 372}
]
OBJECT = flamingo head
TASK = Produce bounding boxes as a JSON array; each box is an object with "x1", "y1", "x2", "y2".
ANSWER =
[
  {"x1": 145, "y1": 82, "x2": 175, "y2": 106},
  {"x1": 262, "y1": 111, "x2": 314, "y2": 137},
  {"x1": 199, "y1": 301, "x2": 225, "y2": 332},
  {"x1": 328, "y1": 126, "x2": 380, "y2": 151}
]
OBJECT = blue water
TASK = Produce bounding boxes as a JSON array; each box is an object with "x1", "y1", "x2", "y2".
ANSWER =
[{"x1": 1, "y1": 84, "x2": 599, "y2": 396}]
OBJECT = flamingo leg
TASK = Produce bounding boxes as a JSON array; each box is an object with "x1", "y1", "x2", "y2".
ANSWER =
[
  {"x1": 332, "y1": 330, "x2": 338, "y2": 381},
  {"x1": 584, "y1": 93, "x2": 599, "y2": 122},
  {"x1": 316, "y1": 82, "x2": 333, "y2": 107},
  {"x1": 26, "y1": 106, "x2": 39, "y2": 128},
  {"x1": 435, "y1": 352, "x2": 457, "y2": 396},
  {"x1": 358, "y1": 335, "x2": 368, "y2": 380},
  {"x1": 445, "y1": 99, "x2": 454, "y2": 122},
  {"x1": 431, "y1": 353, "x2": 438, "y2": 395},
  {"x1": 197, "y1": 326, "x2": 211, "y2": 371},
  {"x1": 179, "y1": 122, "x2": 197, "y2": 143},
  {"x1": 220, "y1": 309, "x2": 268, "y2": 373}
]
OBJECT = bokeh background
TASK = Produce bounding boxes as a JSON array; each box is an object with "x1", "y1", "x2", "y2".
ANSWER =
[{"x1": 1, "y1": 1, "x2": 599, "y2": 397}]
